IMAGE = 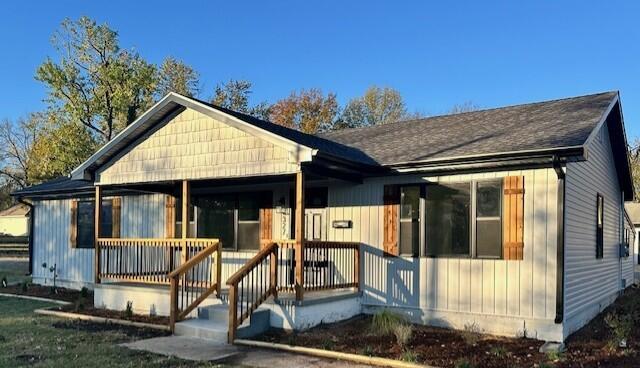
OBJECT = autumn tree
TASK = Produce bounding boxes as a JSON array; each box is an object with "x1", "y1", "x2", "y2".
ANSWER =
[
  {"x1": 338, "y1": 86, "x2": 407, "y2": 129},
  {"x1": 211, "y1": 79, "x2": 271, "y2": 119},
  {"x1": 36, "y1": 16, "x2": 157, "y2": 142},
  {"x1": 269, "y1": 89, "x2": 339, "y2": 134},
  {"x1": 0, "y1": 116, "x2": 40, "y2": 189},
  {"x1": 447, "y1": 101, "x2": 480, "y2": 115},
  {"x1": 157, "y1": 57, "x2": 200, "y2": 97}
]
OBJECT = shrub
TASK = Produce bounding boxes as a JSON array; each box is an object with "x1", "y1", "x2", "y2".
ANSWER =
[
  {"x1": 604, "y1": 312, "x2": 632, "y2": 349},
  {"x1": 455, "y1": 358, "x2": 474, "y2": 368},
  {"x1": 393, "y1": 323, "x2": 413, "y2": 348},
  {"x1": 360, "y1": 345, "x2": 374, "y2": 356},
  {"x1": 20, "y1": 282, "x2": 28, "y2": 292},
  {"x1": 321, "y1": 337, "x2": 335, "y2": 350},
  {"x1": 123, "y1": 301, "x2": 134, "y2": 318},
  {"x1": 400, "y1": 349, "x2": 418, "y2": 363},
  {"x1": 371, "y1": 309, "x2": 406, "y2": 336},
  {"x1": 461, "y1": 322, "x2": 482, "y2": 345},
  {"x1": 80, "y1": 287, "x2": 89, "y2": 298},
  {"x1": 546, "y1": 350, "x2": 564, "y2": 362},
  {"x1": 489, "y1": 346, "x2": 508, "y2": 358}
]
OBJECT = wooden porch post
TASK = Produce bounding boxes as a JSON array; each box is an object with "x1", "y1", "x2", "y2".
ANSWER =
[
  {"x1": 94, "y1": 185, "x2": 102, "y2": 284},
  {"x1": 295, "y1": 170, "x2": 305, "y2": 302},
  {"x1": 181, "y1": 180, "x2": 190, "y2": 265}
]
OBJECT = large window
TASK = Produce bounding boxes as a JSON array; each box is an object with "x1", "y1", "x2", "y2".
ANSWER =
[
  {"x1": 76, "y1": 199, "x2": 113, "y2": 249},
  {"x1": 400, "y1": 186, "x2": 420, "y2": 256},
  {"x1": 194, "y1": 192, "x2": 271, "y2": 251},
  {"x1": 476, "y1": 181, "x2": 502, "y2": 259},
  {"x1": 596, "y1": 193, "x2": 604, "y2": 259},
  {"x1": 425, "y1": 183, "x2": 471, "y2": 257}
]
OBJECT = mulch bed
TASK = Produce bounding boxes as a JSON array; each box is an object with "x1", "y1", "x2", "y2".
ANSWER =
[
  {"x1": 0, "y1": 283, "x2": 86, "y2": 303},
  {"x1": 54, "y1": 304, "x2": 170, "y2": 326},
  {"x1": 258, "y1": 286, "x2": 640, "y2": 368},
  {"x1": 52, "y1": 319, "x2": 170, "y2": 339}
]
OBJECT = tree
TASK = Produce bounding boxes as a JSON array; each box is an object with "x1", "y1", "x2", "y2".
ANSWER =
[
  {"x1": 36, "y1": 17, "x2": 157, "y2": 142},
  {"x1": 628, "y1": 138, "x2": 640, "y2": 201},
  {"x1": 0, "y1": 116, "x2": 42, "y2": 189},
  {"x1": 211, "y1": 79, "x2": 252, "y2": 112},
  {"x1": 448, "y1": 101, "x2": 480, "y2": 115},
  {"x1": 338, "y1": 86, "x2": 407, "y2": 129},
  {"x1": 157, "y1": 57, "x2": 200, "y2": 98},
  {"x1": 269, "y1": 89, "x2": 339, "y2": 134}
]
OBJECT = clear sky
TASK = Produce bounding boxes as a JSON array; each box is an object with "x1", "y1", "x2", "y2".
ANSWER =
[{"x1": 1, "y1": 1, "x2": 639, "y2": 139}]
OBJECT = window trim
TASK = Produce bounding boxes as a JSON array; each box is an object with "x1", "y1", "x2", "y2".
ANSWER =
[
  {"x1": 75, "y1": 198, "x2": 114, "y2": 249},
  {"x1": 398, "y1": 184, "x2": 422, "y2": 257}
]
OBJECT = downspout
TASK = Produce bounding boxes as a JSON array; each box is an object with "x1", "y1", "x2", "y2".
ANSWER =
[
  {"x1": 17, "y1": 197, "x2": 34, "y2": 275},
  {"x1": 553, "y1": 156, "x2": 565, "y2": 324}
]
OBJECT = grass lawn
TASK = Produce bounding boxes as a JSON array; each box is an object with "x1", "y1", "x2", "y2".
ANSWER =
[
  {"x1": 0, "y1": 296, "x2": 221, "y2": 368},
  {"x1": 0, "y1": 258, "x2": 30, "y2": 285}
]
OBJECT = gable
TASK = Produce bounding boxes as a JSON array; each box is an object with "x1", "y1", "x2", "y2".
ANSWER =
[{"x1": 96, "y1": 108, "x2": 300, "y2": 185}]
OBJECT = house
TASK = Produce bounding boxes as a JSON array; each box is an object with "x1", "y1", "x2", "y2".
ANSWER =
[
  {"x1": 13, "y1": 91, "x2": 634, "y2": 343},
  {"x1": 624, "y1": 202, "x2": 640, "y2": 279},
  {"x1": 0, "y1": 203, "x2": 29, "y2": 237}
]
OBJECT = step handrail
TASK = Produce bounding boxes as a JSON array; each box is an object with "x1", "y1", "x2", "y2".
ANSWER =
[
  {"x1": 168, "y1": 239, "x2": 221, "y2": 332},
  {"x1": 227, "y1": 242, "x2": 278, "y2": 343}
]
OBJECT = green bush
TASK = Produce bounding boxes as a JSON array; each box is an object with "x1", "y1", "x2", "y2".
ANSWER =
[
  {"x1": 604, "y1": 312, "x2": 632, "y2": 349},
  {"x1": 371, "y1": 309, "x2": 406, "y2": 336},
  {"x1": 393, "y1": 323, "x2": 413, "y2": 348},
  {"x1": 80, "y1": 287, "x2": 89, "y2": 298},
  {"x1": 123, "y1": 301, "x2": 134, "y2": 318},
  {"x1": 455, "y1": 358, "x2": 474, "y2": 368},
  {"x1": 461, "y1": 322, "x2": 482, "y2": 345},
  {"x1": 400, "y1": 349, "x2": 418, "y2": 363},
  {"x1": 21, "y1": 282, "x2": 28, "y2": 292}
]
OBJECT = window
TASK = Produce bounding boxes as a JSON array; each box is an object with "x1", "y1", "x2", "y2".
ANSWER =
[
  {"x1": 596, "y1": 194, "x2": 604, "y2": 259},
  {"x1": 425, "y1": 183, "x2": 471, "y2": 257},
  {"x1": 194, "y1": 192, "x2": 271, "y2": 251},
  {"x1": 476, "y1": 181, "x2": 502, "y2": 259},
  {"x1": 400, "y1": 186, "x2": 420, "y2": 256},
  {"x1": 76, "y1": 199, "x2": 113, "y2": 248}
]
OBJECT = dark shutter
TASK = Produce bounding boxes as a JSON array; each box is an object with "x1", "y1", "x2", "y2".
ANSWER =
[{"x1": 503, "y1": 176, "x2": 524, "y2": 260}]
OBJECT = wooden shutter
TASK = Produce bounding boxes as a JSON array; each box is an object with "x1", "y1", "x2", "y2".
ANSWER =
[
  {"x1": 70, "y1": 199, "x2": 78, "y2": 248},
  {"x1": 503, "y1": 176, "x2": 525, "y2": 260},
  {"x1": 112, "y1": 197, "x2": 121, "y2": 238},
  {"x1": 383, "y1": 185, "x2": 400, "y2": 256},
  {"x1": 165, "y1": 195, "x2": 176, "y2": 238},
  {"x1": 260, "y1": 208, "x2": 273, "y2": 249}
]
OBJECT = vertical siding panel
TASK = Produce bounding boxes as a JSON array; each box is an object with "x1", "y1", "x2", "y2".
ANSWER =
[{"x1": 545, "y1": 169, "x2": 558, "y2": 319}]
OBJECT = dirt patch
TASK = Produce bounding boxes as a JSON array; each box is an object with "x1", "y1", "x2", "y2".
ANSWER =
[
  {"x1": 258, "y1": 287, "x2": 640, "y2": 368},
  {"x1": 52, "y1": 319, "x2": 169, "y2": 340},
  {"x1": 56, "y1": 304, "x2": 170, "y2": 326},
  {"x1": 0, "y1": 283, "x2": 88, "y2": 303}
]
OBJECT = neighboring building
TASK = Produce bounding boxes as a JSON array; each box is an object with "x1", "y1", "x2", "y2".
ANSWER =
[
  {"x1": 13, "y1": 91, "x2": 634, "y2": 343},
  {"x1": 0, "y1": 203, "x2": 29, "y2": 237},
  {"x1": 624, "y1": 202, "x2": 640, "y2": 280}
]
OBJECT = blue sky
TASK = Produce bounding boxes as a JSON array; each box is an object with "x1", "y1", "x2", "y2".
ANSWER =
[{"x1": 1, "y1": 1, "x2": 639, "y2": 139}]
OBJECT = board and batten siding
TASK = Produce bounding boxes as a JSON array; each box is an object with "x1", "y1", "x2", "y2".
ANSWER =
[
  {"x1": 32, "y1": 194, "x2": 165, "y2": 287},
  {"x1": 96, "y1": 108, "x2": 298, "y2": 185},
  {"x1": 564, "y1": 121, "x2": 632, "y2": 334},
  {"x1": 326, "y1": 168, "x2": 559, "y2": 324}
]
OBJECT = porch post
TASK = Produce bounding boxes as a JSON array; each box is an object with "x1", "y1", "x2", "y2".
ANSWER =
[
  {"x1": 181, "y1": 180, "x2": 190, "y2": 265},
  {"x1": 94, "y1": 185, "x2": 102, "y2": 284},
  {"x1": 295, "y1": 170, "x2": 305, "y2": 301}
]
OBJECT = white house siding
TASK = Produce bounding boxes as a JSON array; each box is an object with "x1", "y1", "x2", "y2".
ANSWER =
[
  {"x1": 325, "y1": 168, "x2": 560, "y2": 340},
  {"x1": 96, "y1": 108, "x2": 298, "y2": 185},
  {"x1": 32, "y1": 194, "x2": 165, "y2": 289},
  {"x1": 564, "y1": 121, "x2": 630, "y2": 338}
]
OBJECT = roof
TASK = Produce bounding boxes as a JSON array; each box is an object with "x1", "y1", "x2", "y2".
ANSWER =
[
  {"x1": 625, "y1": 202, "x2": 640, "y2": 225},
  {"x1": 319, "y1": 91, "x2": 618, "y2": 166},
  {"x1": 0, "y1": 203, "x2": 29, "y2": 217},
  {"x1": 15, "y1": 90, "x2": 634, "y2": 200},
  {"x1": 12, "y1": 177, "x2": 94, "y2": 198}
]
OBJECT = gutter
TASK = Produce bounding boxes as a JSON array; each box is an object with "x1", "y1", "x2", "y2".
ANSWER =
[
  {"x1": 16, "y1": 197, "x2": 34, "y2": 275},
  {"x1": 552, "y1": 156, "x2": 565, "y2": 324}
]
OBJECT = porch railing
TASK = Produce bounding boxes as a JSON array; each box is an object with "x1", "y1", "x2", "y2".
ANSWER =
[
  {"x1": 96, "y1": 238, "x2": 219, "y2": 284},
  {"x1": 226, "y1": 240, "x2": 361, "y2": 342},
  {"x1": 168, "y1": 239, "x2": 222, "y2": 331}
]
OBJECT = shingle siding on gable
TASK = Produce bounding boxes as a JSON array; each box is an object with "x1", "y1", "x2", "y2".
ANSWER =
[
  {"x1": 564, "y1": 121, "x2": 633, "y2": 337},
  {"x1": 96, "y1": 108, "x2": 299, "y2": 185}
]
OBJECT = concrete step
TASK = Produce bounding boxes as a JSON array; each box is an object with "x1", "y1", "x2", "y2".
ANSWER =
[{"x1": 176, "y1": 305, "x2": 271, "y2": 342}]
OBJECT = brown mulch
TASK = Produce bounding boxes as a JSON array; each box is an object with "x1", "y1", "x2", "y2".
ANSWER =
[
  {"x1": 55, "y1": 304, "x2": 170, "y2": 326},
  {"x1": 258, "y1": 287, "x2": 640, "y2": 368},
  {"x1": 0, "y1": 283, "x2": 87, "y2": 303}
]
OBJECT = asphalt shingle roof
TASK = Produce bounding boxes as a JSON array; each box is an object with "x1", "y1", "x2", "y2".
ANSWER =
[{"x1": 319, "y1": 91, "x2": 617, "y2": 165}]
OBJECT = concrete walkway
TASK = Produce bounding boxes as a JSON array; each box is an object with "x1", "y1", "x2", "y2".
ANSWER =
[{"x1": 122, "y1": 336, "x2": 373, "y2": 367}]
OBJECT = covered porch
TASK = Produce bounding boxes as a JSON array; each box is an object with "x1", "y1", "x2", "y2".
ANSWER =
[{"x1": 91, "y1": 170, "x2": 362, "y2": 341}]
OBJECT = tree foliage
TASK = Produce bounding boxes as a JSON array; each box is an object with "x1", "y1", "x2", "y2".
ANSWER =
[
  {"x1": 0, "y1": 116, "x2": 40, "y2": 188},
  {"x1": 269, "y1": 88, "x2": 339, "y2": 134},
  {"x1": 36, "y1": 16, "x2": 157, "y2": 142},
  {"x1": 157, "y1": 57, "x2": 200, "y2": 98},
  {"x1": 211, "y1": 79, "x2": 271, "y2": 119},
  {"x1": 447, "y1": 101, "x2": 480, "y2": 115},
  {"x1": 339, "y1": 86, "x2": 407, "y2": 129},
  {"x1": 628, "y1": 138, "x2": 640, "y2": 201}
]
